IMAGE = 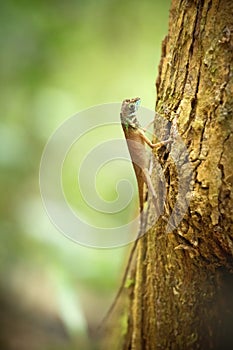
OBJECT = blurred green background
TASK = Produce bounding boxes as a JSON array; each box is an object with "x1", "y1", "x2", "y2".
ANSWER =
[{"x1": 0, "y1": 0, "x2": 170, "y2": 349}]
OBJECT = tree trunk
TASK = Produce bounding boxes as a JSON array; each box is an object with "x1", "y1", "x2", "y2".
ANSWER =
[{"x1": 122, "y1": 0, "x2": 233, "y2": 349}]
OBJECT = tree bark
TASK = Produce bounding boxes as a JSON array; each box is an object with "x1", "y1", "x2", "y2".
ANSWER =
[{"x1": 122, "y1": 0, "x2": 233, "y2": 349}]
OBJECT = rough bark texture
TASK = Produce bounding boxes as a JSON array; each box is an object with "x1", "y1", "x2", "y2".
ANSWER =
[{"x1": 122, "y1": 0, "x2": 233, "y2": 349}]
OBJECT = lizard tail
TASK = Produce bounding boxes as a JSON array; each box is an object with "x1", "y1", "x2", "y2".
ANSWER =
[{"x1": 96, "y1": 238, "x2": 139, "y2": 333}]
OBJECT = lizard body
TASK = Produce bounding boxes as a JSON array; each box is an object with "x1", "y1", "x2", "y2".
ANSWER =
[{"x1": 98, "y1": 98, "x2": 172, "y2": 331}]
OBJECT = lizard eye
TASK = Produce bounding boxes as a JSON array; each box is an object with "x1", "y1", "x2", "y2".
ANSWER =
[{"x1": 129, "y1": 103, "x2": 134, "y2": 109}]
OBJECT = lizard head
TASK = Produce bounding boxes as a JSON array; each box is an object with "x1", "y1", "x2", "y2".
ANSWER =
[{"x1": 120, "y1": 97, "x2": 141, "y2": 128}]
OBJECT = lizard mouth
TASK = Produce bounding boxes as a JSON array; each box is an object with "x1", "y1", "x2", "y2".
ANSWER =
[
  {"x1": 135, "y1": 97, "x2": 141, "y2": 108},
  {"x1": 131, "y1": 97, "x2": 141, "y2": 111}
]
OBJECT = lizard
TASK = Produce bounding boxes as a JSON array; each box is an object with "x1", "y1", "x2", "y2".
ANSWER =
[
  {"x1": 97, "y1": 97, "x2": 173, "y2": 331},
  {"x1": 120, "y1": 97, "x2": 172, "y2": 216}
]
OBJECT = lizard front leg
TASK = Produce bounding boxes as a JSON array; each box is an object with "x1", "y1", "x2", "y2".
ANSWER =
[{"x1": 138, "y1": 129, "x2": 172, "y2": 150}]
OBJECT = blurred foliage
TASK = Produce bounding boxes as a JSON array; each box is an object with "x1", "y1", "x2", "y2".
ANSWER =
[{"x1": 0, "y1": 0, "x2": 170, "y2": 349}]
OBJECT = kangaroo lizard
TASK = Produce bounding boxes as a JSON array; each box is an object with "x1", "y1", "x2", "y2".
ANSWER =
[
  {"x1": 98, "y1": 97, "x2": 173, "y2": 330},
  {"x1": 120, "y1": 97, "x2": 172, "y2": 215}
]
